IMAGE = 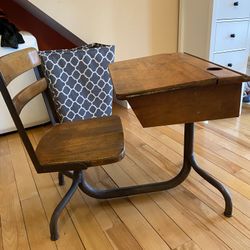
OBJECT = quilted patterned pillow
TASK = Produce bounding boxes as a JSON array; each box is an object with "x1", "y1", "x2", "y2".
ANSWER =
[{"x1": 39, "y1": 43, "x2": 115, "y2": 122}]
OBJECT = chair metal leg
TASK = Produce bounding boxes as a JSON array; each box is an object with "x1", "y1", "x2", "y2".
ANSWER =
[
  {"x1": 50, "y1": 171, "x2": 81, "y2": 241},
  {"x1": 58, "y1": 172, "x2": 65, "y2": 186}
]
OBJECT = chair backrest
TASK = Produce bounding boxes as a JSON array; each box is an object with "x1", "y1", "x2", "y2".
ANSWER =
[{"x1": 0, "y1": 48, "x2": 49, "y2": 173}]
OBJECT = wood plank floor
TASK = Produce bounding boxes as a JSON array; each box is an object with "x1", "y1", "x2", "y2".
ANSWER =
[{"x1": 0, "y1": 103, "x2": 250, "y2": 250}]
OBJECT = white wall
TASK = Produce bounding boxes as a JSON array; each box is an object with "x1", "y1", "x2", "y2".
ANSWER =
[{"x1": 28, "y1": 0, "x2": 179, "y2": 61}]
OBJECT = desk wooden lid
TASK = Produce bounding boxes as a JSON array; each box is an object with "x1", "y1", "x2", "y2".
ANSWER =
[{"x1": 109, "y1": 53, "x2": 247, "y2": 100}]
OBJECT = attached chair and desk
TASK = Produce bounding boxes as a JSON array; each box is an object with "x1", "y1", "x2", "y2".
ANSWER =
[{"x1": 0, "y1": 48, "x2": 248, "y2": 240}]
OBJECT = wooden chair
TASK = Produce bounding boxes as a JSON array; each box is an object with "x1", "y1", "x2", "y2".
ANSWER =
[{"x1": 0, "y1": 48, "x2": 125, "y2": 240}]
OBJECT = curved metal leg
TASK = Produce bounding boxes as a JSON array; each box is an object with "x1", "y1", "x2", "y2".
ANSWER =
[
  {"x1": 184, "y1": 123, "x2": 233, "y2": 217},
  {"x1": 78, "y1": 120, "x2": 194, "y2": 199},
  {"x1": 78, "y1": 160, "x2": 191, "y2": 199},
  {"x1": 190, "y1": 156, "x2": 233, "y2": 217},
  {"x1": 50, "y1": 171, "x2": 81, "y2": 241},
  {"x1": 58, "y1": 172, "x2": 65, "y2": 186},
  {"x1": 54, "y1": 122, "x2": 231, "y2": 242}
]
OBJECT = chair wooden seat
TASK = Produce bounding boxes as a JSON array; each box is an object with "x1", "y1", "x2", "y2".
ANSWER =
[{"x1": 36, "y1": 115, "x2": 125, "y2": 172}]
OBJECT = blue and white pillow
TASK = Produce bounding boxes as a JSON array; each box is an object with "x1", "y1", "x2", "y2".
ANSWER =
[{"x1": 39, "y1": 43, "x2": 115, "y2": 122}]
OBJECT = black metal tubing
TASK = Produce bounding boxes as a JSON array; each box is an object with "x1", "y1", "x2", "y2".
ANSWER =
[
  {"x1": 190, "y1": 156, "x2": 233, "y2": 217},
  {"x1": 74, "y1": 123, "x2": 232, "y2": 216},
  {"x1": 78, "y1": 127, "x2": 192, "y2": 198},
  {"x1": 79, "y1": 161, "x2": 191, "y2": 198},
  {"x1": 62, "y1": 171, "x2": 74, "y2": 179},
  {"x1": 50, "y1": 171, "x2": 81, "y2": 241},
  {"x1": 58, "y1": 172, "x2": 65, "y2": 186},
  {"x1": 184, "y1": 123, "x2": 232, "y2": 217}
]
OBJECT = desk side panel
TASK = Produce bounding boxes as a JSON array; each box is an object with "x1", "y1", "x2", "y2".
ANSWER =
[{"x1": 128, "y1": 83, "x2": 242, "y2": 127}]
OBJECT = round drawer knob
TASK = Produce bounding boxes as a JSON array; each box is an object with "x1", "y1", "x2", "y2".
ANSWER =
[
  {"x1": 228, "y1": 63, "x2": 233, "y2": 67},
  {"x1": 234, "y1": 2, "x2": 239, "y2": 6},
  {"x1": 230, "y1": 34, "x2": 236, "y2": 38}
]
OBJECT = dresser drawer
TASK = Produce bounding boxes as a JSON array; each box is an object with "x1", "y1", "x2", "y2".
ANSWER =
[
  {"x1": 216, "y1": 0, "x2": 250, "y2": 19},
  {"x1": 213, "y1": 50, "x2": 248, "y2": 73},
  {"x1": 214, "y1": 21, "x2": 249, "y2": 52}
]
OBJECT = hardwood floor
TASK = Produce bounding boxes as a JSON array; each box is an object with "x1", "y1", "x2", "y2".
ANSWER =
[{"x1": 0, "y1": 104, "x2": 250, "y2": 249}]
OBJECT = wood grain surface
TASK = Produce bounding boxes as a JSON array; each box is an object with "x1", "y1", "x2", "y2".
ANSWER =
[
  {"x1": 0, "y1": 48, "x2": 41, "y2": 85},
  {"x1": 128, "y1": 82, "x2": 242, "y2": 127},
  {"x1": 13, "y1": 78, "x2": 47, "y2": 114},
  {"x1": 109, "y1": 53, "x2": 243, "y2": 126},
  {"x1": 109, "y1": 53, "x2": 244, "y2": 100},
  {"x1": 36, "y1": 116, "x2": 125, "y2": 171}
]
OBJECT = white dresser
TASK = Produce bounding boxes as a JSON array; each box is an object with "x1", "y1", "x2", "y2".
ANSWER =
[{"x1": 179, "y1": 0, "x2": 250, "y2": 74}]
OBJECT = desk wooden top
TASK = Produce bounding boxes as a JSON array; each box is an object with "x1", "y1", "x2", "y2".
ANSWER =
[{"x1": 109, "y1": 53, "x2": 247, "y2": 100}]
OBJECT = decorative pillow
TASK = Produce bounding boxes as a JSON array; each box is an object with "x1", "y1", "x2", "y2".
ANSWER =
[{"x1": 38, "y1": 43, "x2": 115, "y2": 122}]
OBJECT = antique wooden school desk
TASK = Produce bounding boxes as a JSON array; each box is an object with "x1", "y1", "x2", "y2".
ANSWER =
[{"x1": 109, "y1": 53, "x2": 249, "y2": 217}]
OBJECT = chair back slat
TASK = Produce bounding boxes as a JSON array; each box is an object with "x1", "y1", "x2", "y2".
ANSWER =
[
  {"x1": 0, "y1": 48, "x2": 46, "y2": 173},
  {"x1": 0, "y1": 48, "x2": 41, "y2": 85},
  {"x1": 13, "y1": 78, "x2": 48, "y2": 114}
]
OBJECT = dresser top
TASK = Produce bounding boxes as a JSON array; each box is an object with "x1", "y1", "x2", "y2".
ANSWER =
[{"x1": 109, "y1": 53, "x2": 246, "y2": 100}]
